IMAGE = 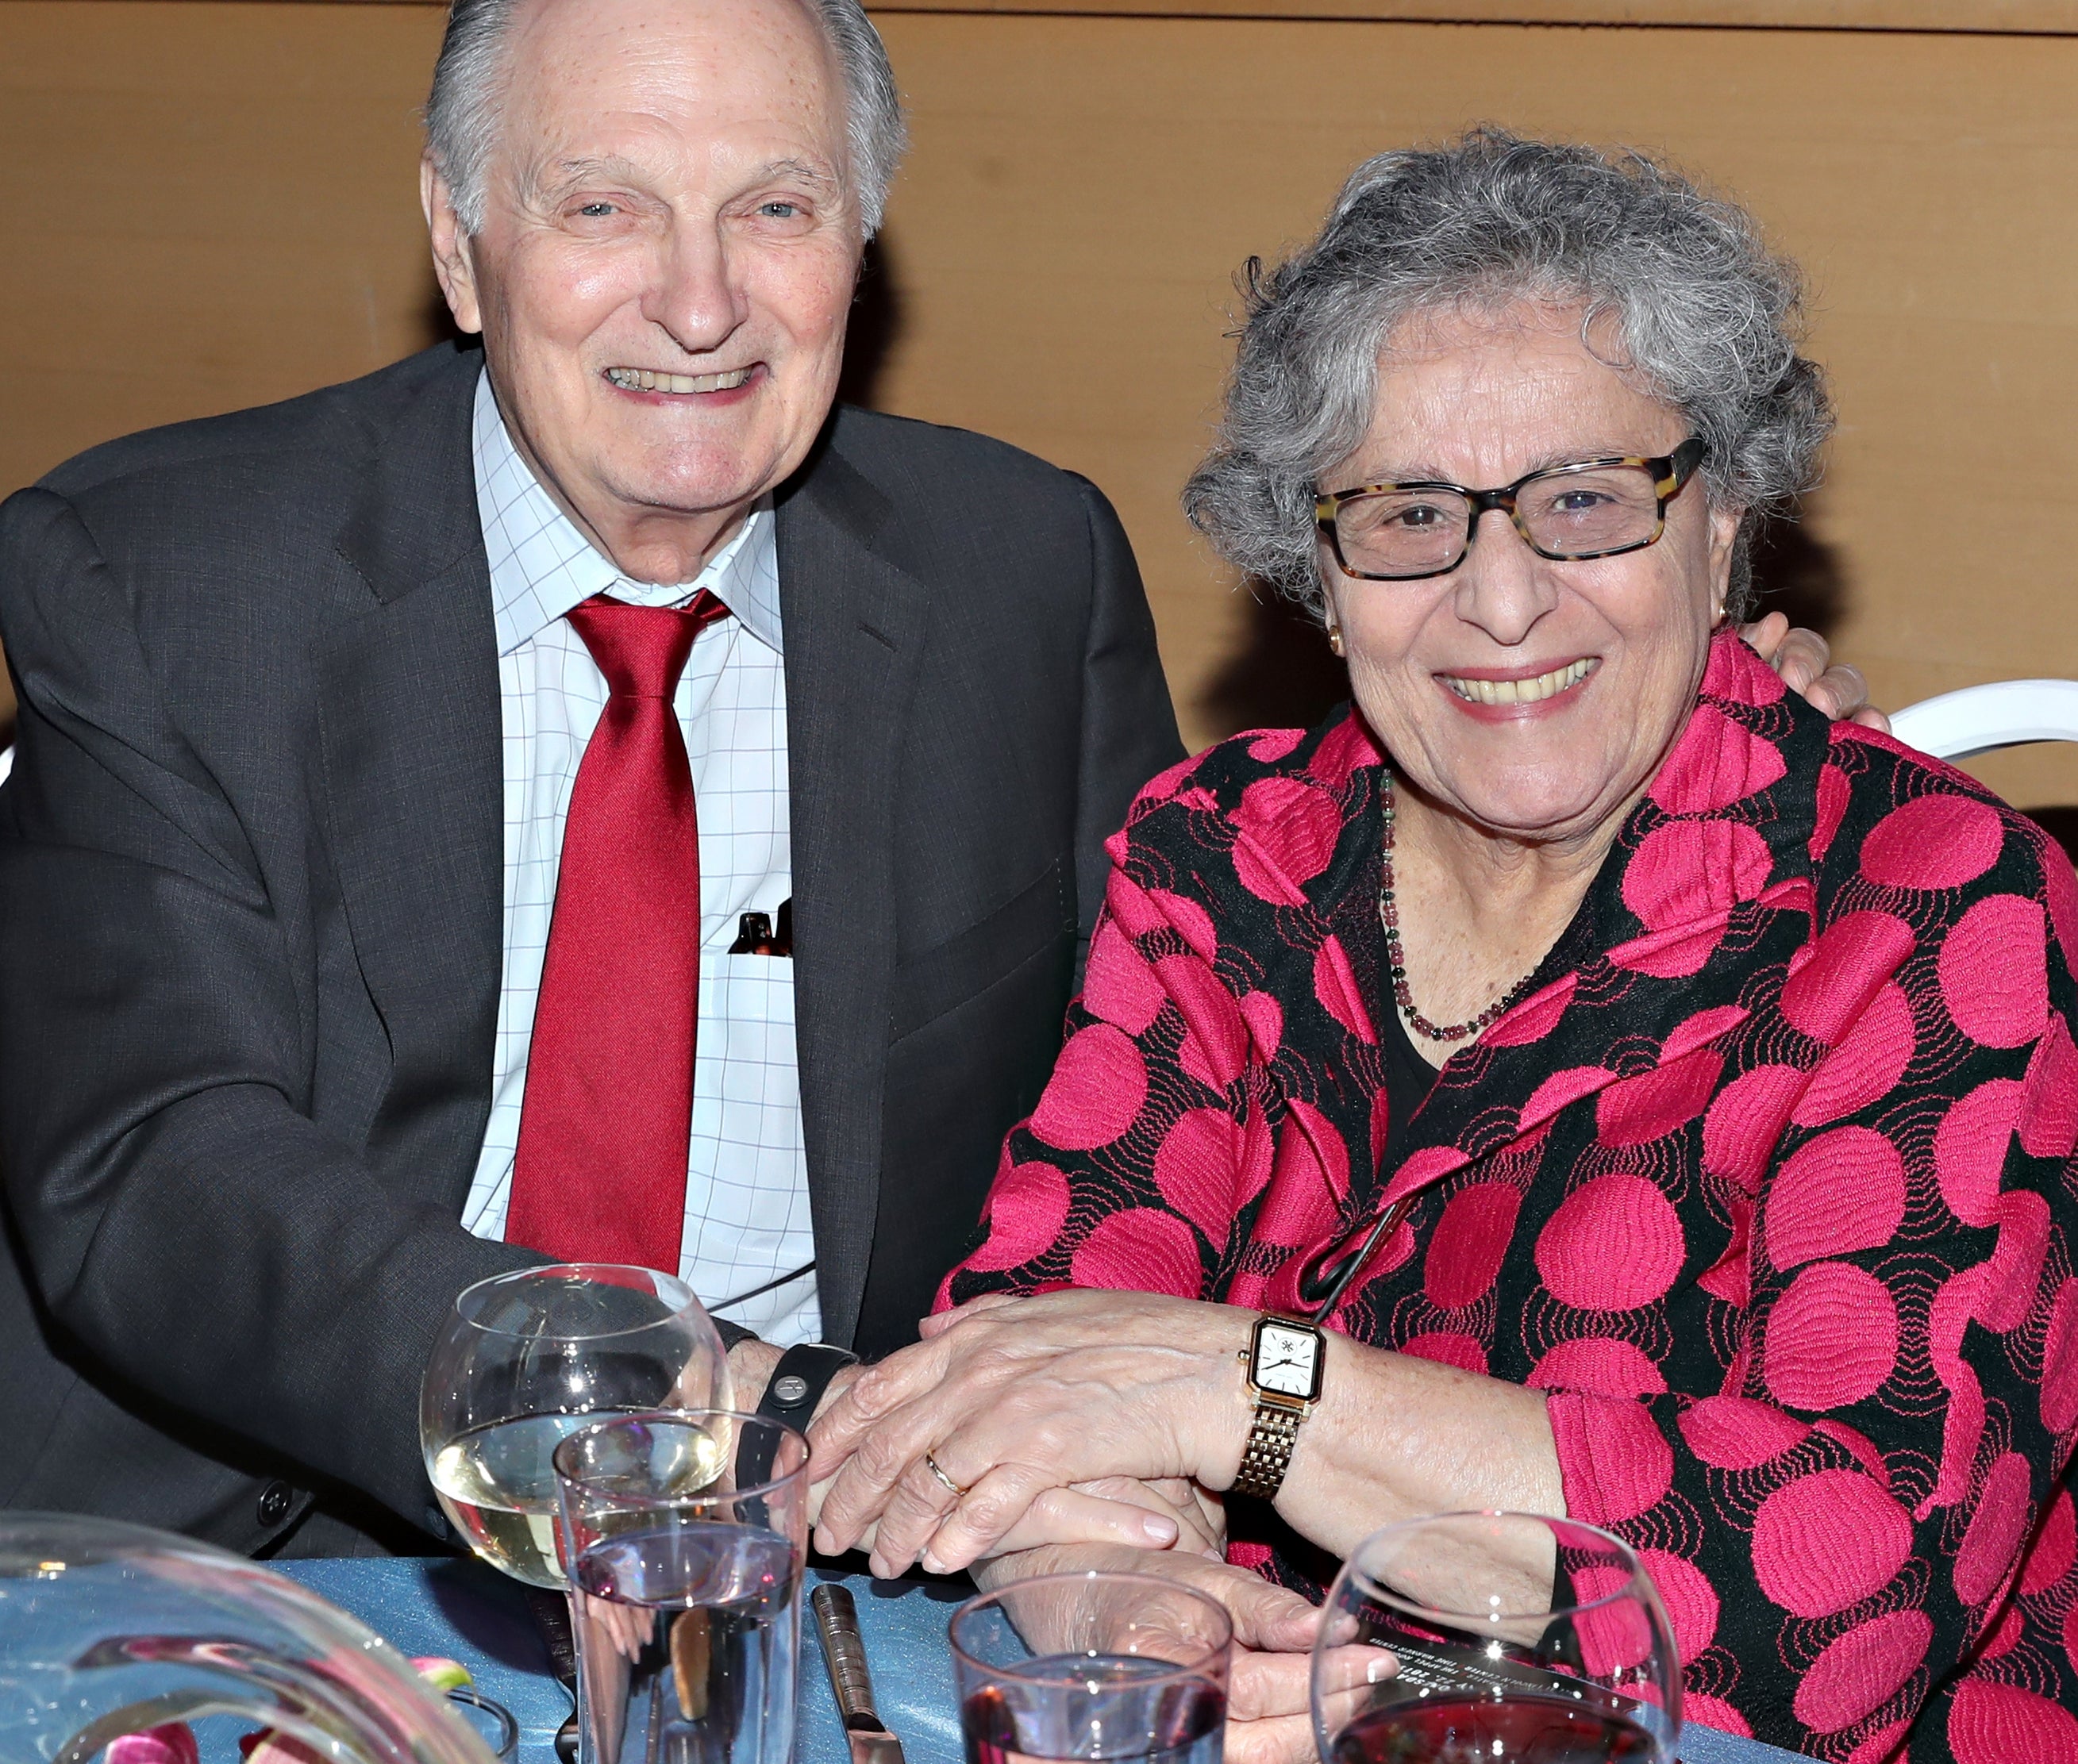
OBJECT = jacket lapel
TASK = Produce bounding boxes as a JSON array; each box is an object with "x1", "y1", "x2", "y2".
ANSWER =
[
  {"x1": 775, "y1": 435, "x2": 929, "y2": 1348},
  {"x1": 1359, "y1": 635, "x2": 1833, "y2": 1228},
  {"x1": 317, "y1": 352, "x2": 504, "y2": 1204}
]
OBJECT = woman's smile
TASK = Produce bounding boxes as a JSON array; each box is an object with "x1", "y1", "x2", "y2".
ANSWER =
[{"x1": 1434, "y1": 655, "x2": 1599, "y2": 718}]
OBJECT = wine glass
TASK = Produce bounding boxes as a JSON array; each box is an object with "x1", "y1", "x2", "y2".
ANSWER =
[
  {"x1": 421, "y1": 1263, "x2": 729, "y2": 1590},
  {"x1": 1312, "y1": 1511, "x2": 1680, "y2": 1764}
]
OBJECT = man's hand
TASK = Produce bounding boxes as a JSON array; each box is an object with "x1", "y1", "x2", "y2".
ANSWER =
[
  {"x1": 976, "y1": 1545, "x2": 1320, "y2": 1764},
  {"x1": 1060, "y1": 1476, "x2": 1227, "y2": 1559},
  {"x1": 1738, "y1": 611, "x2": 1889, "y2": 731}
]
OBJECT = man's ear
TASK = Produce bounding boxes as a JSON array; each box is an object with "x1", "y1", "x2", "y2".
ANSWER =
[{"x1": 421, "y1": 156, "x2": 485, "y2": 336}]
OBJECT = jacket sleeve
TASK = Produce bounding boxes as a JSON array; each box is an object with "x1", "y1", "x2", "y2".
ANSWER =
[
  {"x1": 940, "y1": 804, "x2": 1308, "y2": 1312},
  {"x1": 1545, "y1": 810, "x2": 2078, "y2": 1756},
  {"x1": 1066, "y1": 474, "x2": 1184, "y2": 971},
  {"x1": 0, "y1": 486, "x2": 542, "y2": 1528}
]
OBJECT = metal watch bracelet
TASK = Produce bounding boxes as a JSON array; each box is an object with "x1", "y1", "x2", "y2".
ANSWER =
[{"x1": 1230, "y1": 1394, "x2": 1306, "y2": 1501}]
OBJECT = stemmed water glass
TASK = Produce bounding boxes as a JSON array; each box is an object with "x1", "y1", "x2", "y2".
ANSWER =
[
  {"x1": 420, "y1": 1263, "x2": 730, "y2": 1591},
  {"x1": 1312, "y1": 1512, "x2": 1680, "y2": 1764}
]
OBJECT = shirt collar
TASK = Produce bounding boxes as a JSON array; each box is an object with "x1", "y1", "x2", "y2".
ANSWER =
[{"x1": 471, "y1": 366, "x2": 783, "y2": 659}]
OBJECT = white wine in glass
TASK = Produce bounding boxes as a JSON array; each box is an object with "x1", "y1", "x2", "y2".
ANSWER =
[{"x1": 421, "y1": 1263, "x2": 729, "y2": 1589}]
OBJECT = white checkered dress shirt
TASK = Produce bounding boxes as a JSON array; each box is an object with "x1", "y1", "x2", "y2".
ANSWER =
[{"x1": 460, "y1": 369, "x2": 821, "y2": 1347}]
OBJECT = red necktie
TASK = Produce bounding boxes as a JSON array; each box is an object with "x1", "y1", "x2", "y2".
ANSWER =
[{"x1": 506, "y1": 590, "x2": 730, "y2": 1270}]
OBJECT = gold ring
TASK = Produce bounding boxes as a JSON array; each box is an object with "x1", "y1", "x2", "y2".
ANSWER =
[{"x1": 924, "y1": 1451, "x2": 971, "y2": 1498}]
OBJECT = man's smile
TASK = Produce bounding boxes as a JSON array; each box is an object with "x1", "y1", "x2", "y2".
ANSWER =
[{"x1": 602, "y1": 363, "x2": 760, "y2": 394}]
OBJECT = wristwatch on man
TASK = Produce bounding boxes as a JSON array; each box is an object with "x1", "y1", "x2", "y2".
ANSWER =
[
  {"x1": 738, "y1": 1341, "x2": 860, "y2": 1484},
  {"x1": 1229, "y1": 1312, "x2": 1326, "y2": 1501},
  {"x1": 756, "y1": 1341, "x2": 860, "y2": 1432}
]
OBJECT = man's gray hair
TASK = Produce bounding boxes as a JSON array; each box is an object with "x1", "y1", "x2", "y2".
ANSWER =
[
  {"x1": 1183, "y1": 129, "x2": 1833, "y2": 619},
  {"x1": 425, "y1": 0, "x2": 907, "y2": 237}
]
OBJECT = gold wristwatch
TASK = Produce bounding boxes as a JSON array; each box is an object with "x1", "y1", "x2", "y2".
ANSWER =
[{"x1": 1229, "y1": 1312, "x2": 1326, "y2": 1501}]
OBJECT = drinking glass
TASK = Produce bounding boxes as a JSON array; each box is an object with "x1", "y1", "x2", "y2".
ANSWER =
[
  {"x1": 950, "y1": 1570, "x2": 1233, "y2": 1764},
  {"x1": 1312, "y1": 1511, "x2": 1680, "y2": 1764},
  {"x1": 553, "y1": 1409, "x2": 809, "y2": 1764},
  {"x1": 421, "y1": 1263, "x2": 729, "y2": 1589}
]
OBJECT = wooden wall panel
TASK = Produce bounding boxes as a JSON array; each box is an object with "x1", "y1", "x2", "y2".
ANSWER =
[
  {"x1": 0, "y1": 2, "x2": 443, "y2": 477},
  {"x1": 265, "y1": 0, "x2": 2078, "y2": 30},
  {"x1": 877, "y1": 0, "x2": 2078, "y2": 27},
  {"x1": 4, "y1": 2, "x2": 2078, "y2": 817}
]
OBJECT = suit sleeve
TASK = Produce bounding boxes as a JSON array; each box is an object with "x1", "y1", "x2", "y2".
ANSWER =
[
  {"x1": 1545, "y1": 816, "x2": 2078, "y2": 1755},
  {"x1": 941, "y1": 813, "x2": 1283, "y2": 1312},
  {"x1": 0, "y1": 486, "x2": 542, "y2": 1528},
  {"x1": 1067, "y1": 475, "x2": 1184, "y2": 970}
]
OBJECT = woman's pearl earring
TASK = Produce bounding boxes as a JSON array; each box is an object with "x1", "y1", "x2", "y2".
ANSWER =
[{"x1": 1326, "y1": 623, "x2": 1346, "y2": 658}]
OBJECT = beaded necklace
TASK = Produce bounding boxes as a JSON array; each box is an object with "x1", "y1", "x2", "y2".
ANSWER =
[{"x1": 1377, "y1": 770, "x2": 1541, "y2": 1044}]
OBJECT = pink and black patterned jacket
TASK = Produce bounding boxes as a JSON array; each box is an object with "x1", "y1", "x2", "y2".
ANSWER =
[{"x1": 941, "y1": 633, "x2": 2078, "y2": 1762}]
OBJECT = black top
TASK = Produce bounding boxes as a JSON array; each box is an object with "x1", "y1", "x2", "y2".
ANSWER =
[{"x1": 1376, "y1": 987, "x2": 1443, "y2": 1175}]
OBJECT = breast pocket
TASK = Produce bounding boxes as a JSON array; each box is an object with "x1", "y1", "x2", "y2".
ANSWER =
[{"x1": 889, "y1": 858, "x2": 1074, "y2": 1042}]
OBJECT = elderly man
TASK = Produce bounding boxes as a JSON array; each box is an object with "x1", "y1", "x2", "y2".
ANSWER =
[
  {"x1": 0, "y1": 0, "x2": 1185, "y2": 1555},
  {"x1": 0, "y1": 0, "x2": 1869, "y2": 1555}
]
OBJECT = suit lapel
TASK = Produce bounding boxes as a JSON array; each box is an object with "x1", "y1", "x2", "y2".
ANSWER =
[
  {"x1": 776, "y1": 437, "x2": 929, "y2": 1348},
  {"x1": 317, "y1": 352, "x2": 504, "y2": 1204}
]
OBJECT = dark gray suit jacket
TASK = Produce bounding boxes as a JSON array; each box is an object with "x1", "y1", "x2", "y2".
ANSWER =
[{"x1": 0, "y1": 343, "x2": 1183, "y2": 1553}]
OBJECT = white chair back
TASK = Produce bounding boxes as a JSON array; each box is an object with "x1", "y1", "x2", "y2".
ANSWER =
[{"x1": 1888, "y1": 679, "x2": 2078, "y2": 763}]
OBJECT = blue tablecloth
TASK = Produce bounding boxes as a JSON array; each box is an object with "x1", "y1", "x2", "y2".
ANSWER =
[{"x1": 273, "y1": 1557, "x2": 1799, "y2": 1764}]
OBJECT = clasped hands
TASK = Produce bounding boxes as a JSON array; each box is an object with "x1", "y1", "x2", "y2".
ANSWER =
[
  {"x1": 808, "y1": 1289, "x2": 1258, "y2": 1572},
  {"x1": 799, "y1": 1291, "x2": 1319, "y2": 1762},
  {"x1": 798, "y1": 1290, "x2": 1325, "y2": 1764}
]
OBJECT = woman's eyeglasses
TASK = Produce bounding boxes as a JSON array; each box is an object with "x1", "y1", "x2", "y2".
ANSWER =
[{"x1": 1315, "y1": 436, "x2": 1709, "y2": 582}]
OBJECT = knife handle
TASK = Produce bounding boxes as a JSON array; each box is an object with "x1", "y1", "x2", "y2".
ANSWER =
[
  {"x1": 524, "y1": 1587, "x2": 579, "y2": 1686},
  {"x1": 813, "y1": 1584, "x2": 881, "y2": 1727}
]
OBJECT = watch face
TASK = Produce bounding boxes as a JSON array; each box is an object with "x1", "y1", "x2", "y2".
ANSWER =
[{"x1": 1253, "y1": 1321, "x2": 1322, "y2": 1400}]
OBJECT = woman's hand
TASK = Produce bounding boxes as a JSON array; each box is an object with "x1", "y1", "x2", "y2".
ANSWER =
[
  {"x1": 815, "y1": 1293, "x2": 1562, "y2": 1580},
  {"x1": 809, "y1": 1289, "x2": 1256, "y2": 1576},
  {"x1": 737, "y1": 1324, "x2": 1199, "y2": 1562},
  {"x1": 974, "y1": 1544, "x2": 1321, "y2": 1764},
  {"x1": 821, "y1": 1474, "x2": 1223, "y2": 1565}
]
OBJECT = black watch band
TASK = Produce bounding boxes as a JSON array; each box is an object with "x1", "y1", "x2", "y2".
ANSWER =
[
  {"x1": 737, "y1": 1343, "x2": 858, "y2": 1489},
  {"x1": 756, "y1": 1342, "x2": 860, "y2": 1431}
]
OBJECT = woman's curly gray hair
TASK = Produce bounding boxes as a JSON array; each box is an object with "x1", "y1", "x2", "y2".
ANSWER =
[{"x1": 1183, "y1": 129, "x2": 1833, "y2": 620}]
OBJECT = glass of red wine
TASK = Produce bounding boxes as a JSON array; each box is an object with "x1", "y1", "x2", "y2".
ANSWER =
[
  {"x1": 951, "y1": 1570, "x2": 1233, "y2": 1764},
  {"x1": 1312, "y1": 1512, "x2": 1680, "y2": 1764}
]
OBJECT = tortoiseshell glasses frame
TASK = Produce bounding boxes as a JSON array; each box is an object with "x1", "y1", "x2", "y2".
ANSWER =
[{"x1": 1314, "y1": 435, "x2": 1710, "y2": 582}]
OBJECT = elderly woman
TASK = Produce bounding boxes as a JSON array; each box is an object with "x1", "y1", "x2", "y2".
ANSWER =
[{"x1": 811, "y1": 133, "x2": 2078, "y2": 1761}]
